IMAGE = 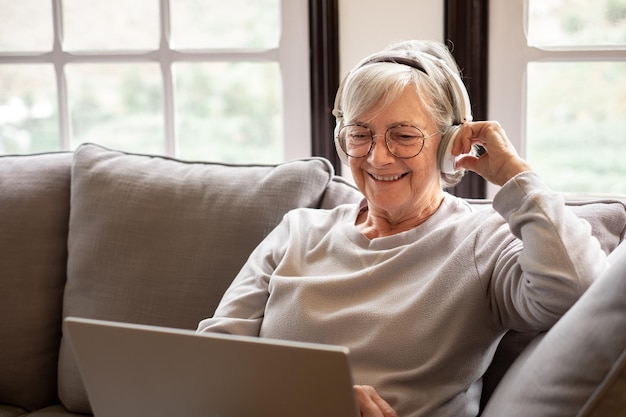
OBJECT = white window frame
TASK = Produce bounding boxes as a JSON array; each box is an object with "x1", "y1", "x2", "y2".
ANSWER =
[
  {"x1": 488, "y1": 0, "x2": 626, "y2": 198},
  {"x1": 0, "y1": 0, "x2": 311, "y2": 161}
]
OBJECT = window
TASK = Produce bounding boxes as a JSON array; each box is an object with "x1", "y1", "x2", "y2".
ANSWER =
[
  {"x1": 489, "y1": 0, "x2": 626, "y2": 197},
  {"x1": 0, "y1": 0, "x2": 310, "y2": 164}
]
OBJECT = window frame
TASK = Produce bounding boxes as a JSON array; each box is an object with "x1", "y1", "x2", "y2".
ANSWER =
[
  {"x1": 489, "y1": 0, "x2": 626, "y2": 198},
  {"x1": 0, "y1": 0, "x2": 311, "y2": 161}
]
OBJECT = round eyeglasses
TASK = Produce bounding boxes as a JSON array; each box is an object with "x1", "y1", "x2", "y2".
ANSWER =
[{"x1": 337, "y1": 124, "x2": 439, "y2": 159}]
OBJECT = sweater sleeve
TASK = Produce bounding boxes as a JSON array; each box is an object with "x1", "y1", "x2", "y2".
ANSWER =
[
  {"x1": 488, "y1": 171, "x2": 608, "y2": 330},
  {"x1": 196, "y1": 215, "x2": 291, "y2": 336}
]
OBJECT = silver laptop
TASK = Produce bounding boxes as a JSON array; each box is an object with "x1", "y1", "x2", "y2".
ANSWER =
[{"x1": 64, "y1": 317, "x2": 359, "y2": 417}]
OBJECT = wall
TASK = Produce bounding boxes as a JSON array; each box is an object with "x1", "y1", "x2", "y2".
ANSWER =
[{"x1": 338, "y1": 0, "x2": 444, "y2": 77}]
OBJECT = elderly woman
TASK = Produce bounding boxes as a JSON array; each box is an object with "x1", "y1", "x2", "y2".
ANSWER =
[{"x1": 198, "y1": 40, "x2": 606, "y2": 417}]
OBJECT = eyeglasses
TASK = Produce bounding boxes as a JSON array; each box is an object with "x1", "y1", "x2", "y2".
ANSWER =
[{"x1": 337, "y1": 124, "x2": 439, "y2": 159}]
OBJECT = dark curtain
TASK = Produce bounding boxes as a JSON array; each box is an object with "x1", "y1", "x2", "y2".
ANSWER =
[
  {"x1": 309, "y1": 0, "x2": 341, "y2": 170},
  {"x1": 444, "y1": 0, "x2": 489, "y2": 198}
]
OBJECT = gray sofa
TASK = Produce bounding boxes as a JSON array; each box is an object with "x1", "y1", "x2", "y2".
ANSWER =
[{"x1": 1, "y1": 143, "x2": 625, "y2": 417}]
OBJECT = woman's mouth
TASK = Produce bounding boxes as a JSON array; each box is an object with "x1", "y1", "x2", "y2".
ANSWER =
[{"x1": 370, "y1": 173, "x2": 407, "y2": 182}]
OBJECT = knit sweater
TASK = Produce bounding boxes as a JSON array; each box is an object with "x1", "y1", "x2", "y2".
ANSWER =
[{"x1": 197, "y1": 172, "x2": 606, "y2": 417}]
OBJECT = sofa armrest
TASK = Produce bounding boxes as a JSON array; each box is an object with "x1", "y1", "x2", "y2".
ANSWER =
[{"x1": 482, "y1": 239, "x2": 626, "y2": 417}]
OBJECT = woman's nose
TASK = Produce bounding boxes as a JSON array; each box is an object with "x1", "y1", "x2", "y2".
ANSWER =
[{"x1": 367, "y1": 137, "x2": 396, "y2": 166}]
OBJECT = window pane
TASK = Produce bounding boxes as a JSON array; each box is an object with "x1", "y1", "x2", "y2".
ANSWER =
[
  {"x1": 170, "y1": 0, "x2": 280, "y2": 49},
  {"x1": 527, "y1": 0, "x2": 626, "y2": 49},
  {"x1": 66, "y1": 63, "x2": 163, "y2": 153},
  {"x1": 526, "y1": 62, "x2": 626, "y2": 195},
  {"x1": 0, "y1": 0, "x2": 53, "y2": 52},
  {"x1": 0, "y1": 65, "x2": 58, "y2": 153},
  {"x1": 174, "y1": 62, "x2": 282, "y2": 163},
  {"x1": 63, "y1": 0, "x2": 159, "y2": 51}
]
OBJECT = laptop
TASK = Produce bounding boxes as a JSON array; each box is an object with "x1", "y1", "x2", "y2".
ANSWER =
[{"x1": 64, "y1": 317, "x2": 360, "y2": 417}]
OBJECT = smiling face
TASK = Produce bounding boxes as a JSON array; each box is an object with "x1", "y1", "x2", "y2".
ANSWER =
[{"x1": 348, "y1": 86, "x2": 445, "y2": 225}]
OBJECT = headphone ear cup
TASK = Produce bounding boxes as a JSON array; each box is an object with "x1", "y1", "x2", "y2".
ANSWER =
[{"x1": 437, "y1": 126, "x2": 460, "y2": 174}]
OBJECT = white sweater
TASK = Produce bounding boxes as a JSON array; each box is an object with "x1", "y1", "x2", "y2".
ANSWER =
[{"x1": 197, "y1": 172, "x2": 606, "y2": 417}]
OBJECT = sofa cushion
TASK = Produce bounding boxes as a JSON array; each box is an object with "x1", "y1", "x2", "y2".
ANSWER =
[
  {"x1": 0, "y1": 404, "x2": 28, "y2": 417},
  {"x1": 482, "y1": 238, "x2": 626, "y2": 417},
  {"x1": 563, "y1": 199, "x2": 626, "y2": 254},
  {"x1": 58, "y1": 143, "x2": 358, "y2": 413},
  {"x1": 0, "y1": 152, "x2": 72, "y2": 411},
  {"x1": 21, "y1": 404, "x2": 85, "y2": 417},
  {"x1": 319, "y1": 175, "x2": 362, "y2": 209}
]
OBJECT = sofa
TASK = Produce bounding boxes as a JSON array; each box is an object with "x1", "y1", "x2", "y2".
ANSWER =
[{"x1": 1, "y1": 142, "x2": 625, "y2": 417}]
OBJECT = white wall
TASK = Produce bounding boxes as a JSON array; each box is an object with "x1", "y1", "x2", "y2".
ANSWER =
[{"x1": 338, "y1": 0, "x2": 444, "y2": 77}]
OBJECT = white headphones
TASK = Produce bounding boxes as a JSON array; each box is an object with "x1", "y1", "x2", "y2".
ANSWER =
[{"x1": 334, "y1": 50, "x2": 472, "y2": 174}]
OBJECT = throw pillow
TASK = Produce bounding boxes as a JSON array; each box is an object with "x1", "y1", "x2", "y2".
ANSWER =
[{"x1": 58, "y1": 143, "x2": 351, "y2": 413}]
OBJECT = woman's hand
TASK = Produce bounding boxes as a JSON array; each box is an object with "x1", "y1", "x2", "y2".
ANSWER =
[
  {"x1": 452, "y1": 121, "x2": 532, "y2": 186},
  {"x1": 354, "y1": 385, "x2": 398, "y2": 417}
]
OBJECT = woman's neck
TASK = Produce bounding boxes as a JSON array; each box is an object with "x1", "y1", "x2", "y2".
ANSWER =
[{"x1": 356, "y1": 195, "x2": 444, "y2": 239}]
